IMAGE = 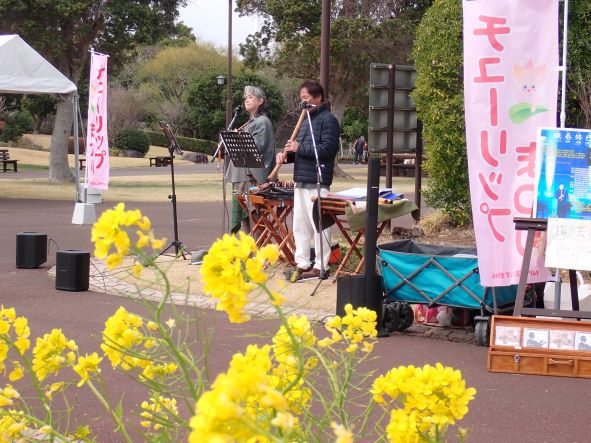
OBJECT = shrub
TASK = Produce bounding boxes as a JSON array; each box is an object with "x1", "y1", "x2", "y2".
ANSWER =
[
  {"x1": 144, "y1": 130, "x2": 217, "y2": 155},
  {"x1": 411, "y1": 0, "x2": 470, "y2": 225},
  {"x1": 0, "y1": 110, "x2": 34, "y2": 142},
  {"x1": 113, "y1": 128, "x2": 150, "y2": 157}
]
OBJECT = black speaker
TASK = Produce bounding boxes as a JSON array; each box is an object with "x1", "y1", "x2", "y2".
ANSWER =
[
  {"x1": 16, "y1": 232, "x2": 47, "y2": 269},
  {"x1": 336, "y1": 274, "x2": 384, "y2": 317},
  {"x1": 55, "y1": 250, "x2": 90, "y2": 292}
]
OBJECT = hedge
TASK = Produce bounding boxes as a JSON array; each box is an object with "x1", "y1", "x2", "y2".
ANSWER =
[
  {"x1": 145, "y1": 131, "x2": 217, "y2": 155},
  {"x1": 411, "y1": 0, "x2": 470, "y2": 225}
]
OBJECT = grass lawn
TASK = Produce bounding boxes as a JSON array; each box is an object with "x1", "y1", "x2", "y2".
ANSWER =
[{"x1": 1, "y1": 138, "x2": 424, "y2": 202}]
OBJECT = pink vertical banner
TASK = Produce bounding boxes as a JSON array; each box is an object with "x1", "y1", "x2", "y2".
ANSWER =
[
  {"x1": 86, "y1": 52, "x2": 109, "y2": 190},
  {"x1": 463, "y1": 0, "x2": 558, "y2": 286}
]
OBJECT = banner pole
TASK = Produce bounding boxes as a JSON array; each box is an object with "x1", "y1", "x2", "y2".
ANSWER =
[{"x1": 559, "y1": 0, "x2": 570, "y2": 129}]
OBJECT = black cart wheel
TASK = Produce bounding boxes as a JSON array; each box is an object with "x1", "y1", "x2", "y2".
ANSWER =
[
  {"x1": 382, "y1": 301, "x2": 400, "y2": 333},
  {"x1": 394, "y1": 302, "x2": 414, "y2": 331},
  {"x1": 474, "y1": 316, "x2": 491, "y2": 347}
]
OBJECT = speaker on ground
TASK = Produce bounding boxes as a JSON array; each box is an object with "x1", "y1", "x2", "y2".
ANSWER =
[
  {"x1": 16, "y1": 232, "x2": 47, "y2": 269},
  {"x1": 55, "y1": 250, "x2": 90, "y2": 292}
]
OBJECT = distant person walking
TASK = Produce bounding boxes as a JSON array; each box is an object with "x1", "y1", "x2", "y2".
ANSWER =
[{"x1": 353, "y1": 135, "x2": 366, "y2": 164}]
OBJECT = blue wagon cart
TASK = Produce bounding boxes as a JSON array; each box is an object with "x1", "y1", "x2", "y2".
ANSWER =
[{"x1": 377, "y1": 240, "x2": 531, "y2": 346}]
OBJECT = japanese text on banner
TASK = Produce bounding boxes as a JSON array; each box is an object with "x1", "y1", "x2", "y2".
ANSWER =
[
  {"x1": 463, "y1": 0, "x2": 557, "y2": 286},
  {"x1": 86, "y1": 52, "x2": 109, "y2": 190}
]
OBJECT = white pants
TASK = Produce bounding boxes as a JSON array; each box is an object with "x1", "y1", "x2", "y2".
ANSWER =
[{"x1": 293, "y1": 187, "x2": 331, "y2": 270}]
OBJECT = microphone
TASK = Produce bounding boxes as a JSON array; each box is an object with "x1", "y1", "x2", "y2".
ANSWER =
[
  {"x1": 233, "y1": 104, "x2": 242, "y2": 114},
  {"x1": 299, "y1": 100, "x2": 317, "y2": 110}
]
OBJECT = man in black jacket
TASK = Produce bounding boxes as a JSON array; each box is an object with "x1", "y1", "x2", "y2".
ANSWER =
[{"x1": 276, "y1": 80, "x2": 340, "y2": 280}]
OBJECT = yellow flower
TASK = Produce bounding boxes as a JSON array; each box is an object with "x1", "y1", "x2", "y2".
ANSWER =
[
  {"x1": 165, "y1": 318, "x2": 176, "y2": 329},
  {"x1": 146, "y1": 321, "x2": 158, "y2": 331},
  {"x1": 32, "y1": 329, "x2": 77, "y2": 381},
  {"x1": 8, "y1": 362, "x2": 24, "y2": 382},
  {"x1": 331, "y1": 422, "x2": 354, "y2": 443},
  {"x1": 271, "y1": 412, "x2": 296, "y2": 430},
  {"x1": 73, "y1": 352, "x2": 103, "y2": 387},
  {"x1": 270, "y1": 291, "x2": 285, "y2": 306},
  {"x1": 101, "y1": 307, "x2": 149, "y2": 370},
  {"x1": 0, "y1": 384, "x2": 20, "y2": 407},
  {"x1": 105, "y1": 253, "x2": 123, "y2": 270},
  {"x1": 140, "y1": 396, "x2": 179, "y2": 431},
  {"x1": 132, "y1": 262, "x2": 144, "y2": 277},
  {"x1": 200, "y1": 232, "x2": 270, "y2": 323}
]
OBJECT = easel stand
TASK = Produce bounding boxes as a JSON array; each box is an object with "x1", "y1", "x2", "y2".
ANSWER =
[
  {"x1": 512, "y1": 217, "x2": 591, "y2": 320},
  {"x1": 158, "y1": 121, "x2": 190, "y2": 259}
]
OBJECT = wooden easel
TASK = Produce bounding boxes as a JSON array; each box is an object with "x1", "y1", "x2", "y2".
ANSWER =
[{"x1": 512, "y1": 217, "x2": 591, "y2": 320}]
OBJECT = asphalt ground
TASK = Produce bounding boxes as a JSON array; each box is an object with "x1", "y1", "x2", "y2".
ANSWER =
[{"x1": 1, "y1": 195, "x2": 589, "y2": 442}]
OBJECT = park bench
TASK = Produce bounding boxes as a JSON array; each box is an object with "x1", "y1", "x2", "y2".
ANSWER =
[
  {"x1": 0, "y1": 149, "x2": 19, "y2": 172},
  {"x1": 194, "y1": 153, "x2": 208, "y2": 164},
  {"x1": 149, "y1": 156, "x2": 172, "y2": 167},
  {"x1": 381, "y1": 153, "x2": 426, "y2": 177}
]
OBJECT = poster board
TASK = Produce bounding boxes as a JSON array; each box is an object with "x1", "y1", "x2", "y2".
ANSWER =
[{"x1": 533, "y1": 127, "x2": 591, "y2": 220}]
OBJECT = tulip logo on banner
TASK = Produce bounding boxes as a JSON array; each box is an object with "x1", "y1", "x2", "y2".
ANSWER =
[
  {"x1": 86, "y1": 52, "x2": 109, "y2": 190},
  {"x1": 463, "y1": 0, "x2": 558, "y2": 286}
]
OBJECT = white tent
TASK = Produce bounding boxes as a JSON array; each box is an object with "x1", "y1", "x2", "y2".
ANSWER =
[
  {"x1": 0, "y1": 35, "x2": 76, "y2": 95},
  {"x1": 0, "y1": 34, "x2": 93, "y2": 223}
]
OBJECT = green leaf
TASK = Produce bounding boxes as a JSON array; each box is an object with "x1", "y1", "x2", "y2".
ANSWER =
[{"x1": 508, "y1": 103, "x2": 549, "y2": 124}]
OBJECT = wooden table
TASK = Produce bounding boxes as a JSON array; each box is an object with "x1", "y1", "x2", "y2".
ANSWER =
[
  {"x1": 314, "y1": 197, "x2": 419, "y2": 279},
  {"x1": 236, "y1": 193, "x2": 296, "y2": 265}
]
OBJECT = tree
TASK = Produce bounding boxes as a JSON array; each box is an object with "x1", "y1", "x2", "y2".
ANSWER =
[
  {"x1": 566, "y1": 1, "x2": 591, "y2": 128},
  {"x1": 236, "y1": 0, "x2": 430, "y2": 122},
  {"x1": 412, "y1": 0, "x2": 469, "y2": 225},
  {"x1": 185, "y1": 70, "x2": 285, "y2": 141},
  {"x1": 0, "y1": 0, "x2": 187, "y2": 182},
  {"x1": 21, "y1": 96, "x2": 56, "y2": 133},
  {"x1": 135, "y1": 42, "x2": 230, "y2": 135}
]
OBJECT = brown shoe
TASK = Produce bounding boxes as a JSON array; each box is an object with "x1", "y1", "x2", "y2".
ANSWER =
[
  {"x1": 298, "y1": 268, "x2": 329, "y2": 281},
  {"x1": 289, "y1": 266, "x2": 312, "y2": 283}
]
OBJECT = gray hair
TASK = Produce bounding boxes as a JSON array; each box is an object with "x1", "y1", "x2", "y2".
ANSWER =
[{"x1": 243, "y1": 85, "x2": 266, "y2": 101}]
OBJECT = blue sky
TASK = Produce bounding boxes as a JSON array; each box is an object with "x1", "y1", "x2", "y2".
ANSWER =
[{"x1": 179, "y1": 0, "x2": 261, "y2": 49}]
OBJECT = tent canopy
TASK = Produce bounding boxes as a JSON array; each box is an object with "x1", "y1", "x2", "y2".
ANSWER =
[{"x1": 0, "y1": 34, "x2": 76, "y2": 95}]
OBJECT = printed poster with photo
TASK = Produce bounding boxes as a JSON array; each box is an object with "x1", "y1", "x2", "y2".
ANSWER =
[
  {"x1": 575, "y1": 332, "x2": 591, "y2": 351},
  {"x1": 549, "y1": 330, "x2": 575, "y2": 350},
  {"x1": 533, "y1": 128, "x2": 591, "y2": 220},
  {"x1": 522, "y1": 328, "x2": 549, "y2": 349},
  {"x1": 494, "y1": 325, "x2": 521, "y2": 348}
]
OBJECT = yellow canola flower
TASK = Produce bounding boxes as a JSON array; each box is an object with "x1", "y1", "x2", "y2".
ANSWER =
[
  {"x1": 331, "y1": 422, "x2": 354, "y2": 443},
  {"x1": 320, "y1": 304, "x2": 377, "y2": 353},
  {"x1": 0, "y1": 384, "x2": 20, "y2": 408},
  {"x1": 8, "y1": 362, "x2": 24, "y2": 382},
  {"x1": 140, "y1": 396, "x2": 179, "y2": 431},
  {"x1": 31, "y1": 329, "x2": 77, "y2": 382},
  {"x1": 189, "y1": 344, "x2": 292, "y2": 442},
  {"x1": 0, "y1": 413, "x2": 28, "y2": 440},
  {"x1": 73, "y1": 352, "x2": 103, "y2": 387},
  {"x1": 131, "y1": 262, "x2": 144, "y2": 277},
  {"x1": 200, "y1": 232, "x2": 278, "y2": 323},
  {"x1": 101, "y1": 307, "x2": 150, "y2": 370},
  {"x1": 92, "y1": 203, "x2": 165, "y2": 270},
  {"x1": 370, "y1": 363, "x2": 477, "y2": 441}
]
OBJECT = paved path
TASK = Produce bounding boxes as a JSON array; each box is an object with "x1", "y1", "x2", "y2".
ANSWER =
[{"x1": 0, "y1": 198, "x2": 588, "y2": 442}]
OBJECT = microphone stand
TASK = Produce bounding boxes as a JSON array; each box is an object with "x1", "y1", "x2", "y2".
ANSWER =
[
  {"x1": 304, "y1": 104, "x2": 329, "y2": 281},
  {"x1": 215, "y1": 107, "x2": 242, "y2": 235}
]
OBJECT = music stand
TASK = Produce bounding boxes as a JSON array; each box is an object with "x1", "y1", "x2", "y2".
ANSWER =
[
  {"x1": 220, "y1": 130, "x2": 264, "y2": 169},
  {"x1": 158, "y1": 121, "x2": 189, "y2": 259}
]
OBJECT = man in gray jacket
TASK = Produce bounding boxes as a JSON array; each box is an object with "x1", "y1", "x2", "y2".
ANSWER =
[{"x1": 227, "y1": 85, "x2": 276, "y2": 232}]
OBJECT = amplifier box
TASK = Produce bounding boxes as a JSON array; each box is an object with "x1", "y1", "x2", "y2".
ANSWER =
[
  {"x1": 55, "y1": 250, "x2": 90, "y2": 292},
  {"x1": 16, "y1": 232, "x2": 47, "y2": 269}
]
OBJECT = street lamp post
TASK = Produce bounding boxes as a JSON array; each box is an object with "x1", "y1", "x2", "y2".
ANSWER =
[
  {"x1": 216, "y1": 75, "x2": 226, "y2": 119},
  {"x1": 226, "y1": 0, "x2": 233, "y2": 127}
]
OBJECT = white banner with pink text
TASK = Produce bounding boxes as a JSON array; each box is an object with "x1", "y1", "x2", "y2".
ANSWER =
[
  {"x1": 463, "y1": 0, "x2": 558, "y2": 286},
  {"x1": 85, "y1": 52, "x2": 109, "y2": 190}
]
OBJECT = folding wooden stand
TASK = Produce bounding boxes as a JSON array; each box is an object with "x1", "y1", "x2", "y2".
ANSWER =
[
  {"x1": 512, "y1": 217, "x2": 591, "y2": 320},
  {"x1": 487, "y1": 218, "x2": 591, "y2": 378}
]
